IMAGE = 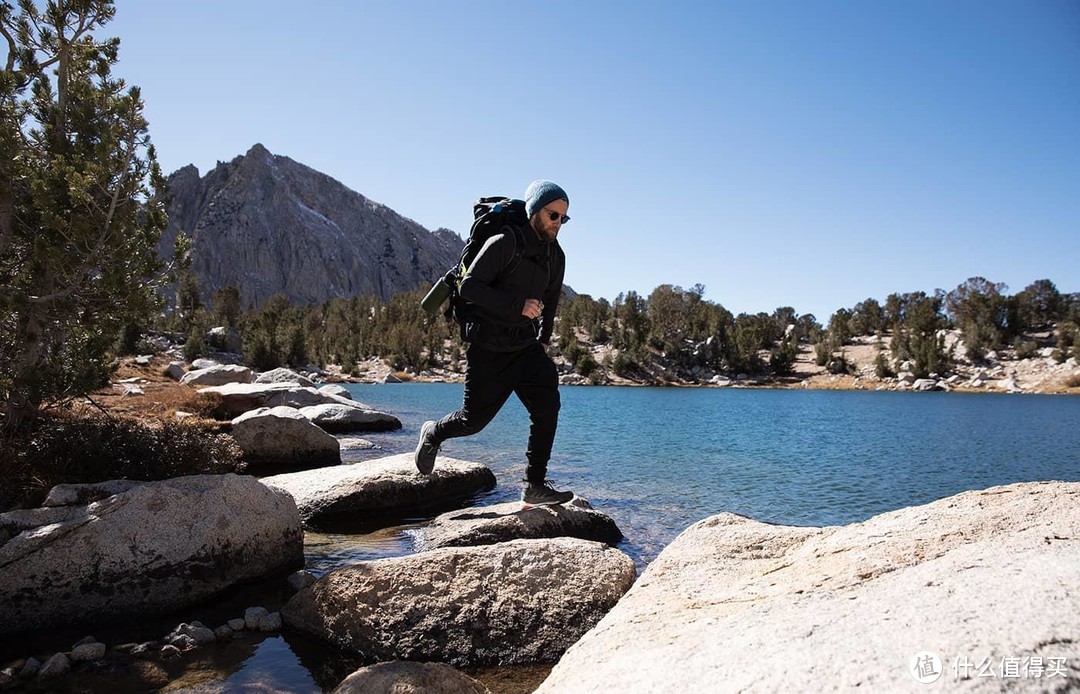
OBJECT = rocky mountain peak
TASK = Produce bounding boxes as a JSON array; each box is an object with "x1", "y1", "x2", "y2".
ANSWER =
[{"x1": 160, "y1": 145, "x2": 463, "y2": 307}]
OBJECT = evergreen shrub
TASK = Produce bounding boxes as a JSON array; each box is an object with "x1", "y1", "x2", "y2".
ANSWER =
[{"x1": 0, "y1": 415, "x2": 243, "y2": 511}]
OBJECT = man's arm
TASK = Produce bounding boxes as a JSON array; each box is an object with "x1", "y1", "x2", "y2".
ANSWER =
[
  {"x1": 538, "y1": 245, "x2": 565, "y2": 345},
  {"x1": 459, "y1": 233, "x2": 525, "y2": 322}
]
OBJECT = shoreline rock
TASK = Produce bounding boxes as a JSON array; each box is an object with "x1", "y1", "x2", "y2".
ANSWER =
[
  {"x1": 298, "y1": 402, "x2": 401, "y2": 433},
  {"x1": 196, "y1": 382, "x2": 403, "y2": 427},
  {"x1": 230, "y1": 405, "x2": 341, "y2": 469},
  {"x1": 282, "y1": 537, "x2": 637, "y2": 667},
  {"x1": 413, "y1": 497, "x2": 623, "y2": 550},
  {"x1": 179, "y1": 364, "x2": 253, "y2": 386},
  {"x1": 536, "y1": 481, "x2": 1080, "y2": 692},
  {"x1": 333, "y1": 661, "x2": 492, "y2": 694},
  {"x1": 0, "y1": 475, "x2": 303, "y2": 638},
  {"x1": 254, "y1": 367, "x2": 316, "y2": 387},
  {"x1": 261, "y1": 453, "x2": 497, "y2": 529}
]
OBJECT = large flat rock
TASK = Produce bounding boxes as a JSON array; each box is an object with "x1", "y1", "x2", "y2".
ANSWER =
[
  {"x1": 261, "y1": 453, "x2": 496, "y2": 528},
  {"x1": 198, "y1": 381, "x2": 297, "y2": 415},
  {"x1": 282, "y1": 537, "x2": 636, "y2": 667},
  {"x1": 537, "y1": 482, "x2": 1080, "y2": 692},
  {"x1": 0, "y1": 475, "x2": 303, "y2": 637},
  {"x1": 231, "y1": 405, "x2": 341, "y2": 469},
  {"x1": 254, "y1": 367, "x2": 316, "y2": 387},
  {"x1": 180, "y1": 364, "x2": 253, "y2": 386},
  {"x1": 198, "y1": 382, "x2": 399, "y2": 428},
  {"x1": 298, "y1": 403, "x2": 401, "y2": 433},
  {"x1": 414, "y1": 497, "x2": 623, "y2": 550}
]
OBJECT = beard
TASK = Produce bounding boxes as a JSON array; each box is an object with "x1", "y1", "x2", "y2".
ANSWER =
[{"x1": 530, "y1": 215, "x2": 558, "y2": 243}]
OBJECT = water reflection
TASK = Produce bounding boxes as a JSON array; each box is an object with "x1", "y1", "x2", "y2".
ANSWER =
[
  {"x1": 304, "y1": 524, "x2": 422, "y2": 577},
  {"x1": 161, "y1": 634, "x2": 322, "y2": 693}
]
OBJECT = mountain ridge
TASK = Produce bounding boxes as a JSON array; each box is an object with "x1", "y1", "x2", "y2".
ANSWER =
[{"x1": 160, "y1": 144, "x2": 464, "y2": 307}]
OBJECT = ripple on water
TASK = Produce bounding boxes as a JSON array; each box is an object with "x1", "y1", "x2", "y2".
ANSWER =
[{"x1": 303, "y1": 524, "x2": 424, "y2": 577}]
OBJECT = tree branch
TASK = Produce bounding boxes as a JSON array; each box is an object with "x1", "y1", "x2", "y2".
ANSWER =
[
  {"x1": 103, "y1": 131, "x2": 137, "y2": 233},
  {"x1": 1, "y1": 19, "x2": 17, "y2": 74},
  {"x1": 81, "y1": 392, "x2": 114, "y2": 418}
]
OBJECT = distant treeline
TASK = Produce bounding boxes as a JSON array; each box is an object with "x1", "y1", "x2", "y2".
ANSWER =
[{"x1": 162, "y1": 275, "x2": 1079, "y2": 383}]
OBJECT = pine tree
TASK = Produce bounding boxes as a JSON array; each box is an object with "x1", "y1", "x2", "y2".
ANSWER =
[
  {"x1": 769, "y1": 329, "x2": 798, "y2": 375},
  {"x1": 212, "y1": 286, "x2": 242, "y2": 328},
  {"x1": 945, "y1": 277, "x2": 1008, "y2": 361},
  {"x1": 1, "y1": 0, "x2": 175, "y2": 430}
]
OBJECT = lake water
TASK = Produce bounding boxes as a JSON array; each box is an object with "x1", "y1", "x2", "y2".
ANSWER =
[
  {"x1": 320, "y1": 383, "x2": 1080, "y2": 571},
  {"x1": 49, "y1": 385, "x2": 1080, "y2": 692}
]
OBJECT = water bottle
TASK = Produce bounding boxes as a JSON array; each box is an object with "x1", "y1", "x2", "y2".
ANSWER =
[{"x1": 421, "y1": 275, "x2": 453, "y2": 316}]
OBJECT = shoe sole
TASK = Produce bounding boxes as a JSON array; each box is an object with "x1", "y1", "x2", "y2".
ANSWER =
[
  {"x1": 522, "y1": 502, "x2": 564, "y2": 511},
  {"x1": 414, "y1": 421, "x2": 437, "y2": 474},
  {"x1": 521, "y1": 496, "x2": 574, "y2": 509}
]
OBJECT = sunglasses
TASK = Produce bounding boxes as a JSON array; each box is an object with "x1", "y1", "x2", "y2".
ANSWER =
[{"x1": 545, "y1": 210, "x2": 571, "y2": 225}]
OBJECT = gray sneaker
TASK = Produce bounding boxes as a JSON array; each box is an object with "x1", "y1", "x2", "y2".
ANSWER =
[
  {"x1": 522, "y1": 480, "x2": 574, "y2": 507},
  {"x1": 414, "y1": 420, "x2": 439, "y2": 474}
]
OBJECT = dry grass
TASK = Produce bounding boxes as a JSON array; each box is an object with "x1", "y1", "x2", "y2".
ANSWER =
[
  {"x1": 83, "y1": 356, "x2": 231, "y2": 430},
  {"x1": 1, "y1": 408, "x2": 243, "y2": 511},
  {"x1": 1, "y1": 355, "x2": 245, "y2": 510}
]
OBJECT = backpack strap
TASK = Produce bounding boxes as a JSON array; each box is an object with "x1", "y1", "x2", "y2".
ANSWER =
[
  {"x1": 503, "y1": 224, "x2": 527, "y2": 278},
  {"x1": 460, "y1": 223, "x2": 526, "y2": 281},
  {"x1": 444, "y1": 225, "x2": 527, "y2": 336}
]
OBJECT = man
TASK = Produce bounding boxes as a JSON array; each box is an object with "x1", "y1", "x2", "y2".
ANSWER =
[{"x1": 415, "y1": 180, "x2": 574, "y2": 506}]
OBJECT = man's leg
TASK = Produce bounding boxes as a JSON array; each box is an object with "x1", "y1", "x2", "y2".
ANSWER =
[
  {"x1": 513, "y1": 343, "x2": 561, "y2": 484},
  {"x1": 437, "y1": 344, "x2": 519, "y2": 438},
  {"x1": 417, "y1": 345, "x2": 516, "y2": 474}
]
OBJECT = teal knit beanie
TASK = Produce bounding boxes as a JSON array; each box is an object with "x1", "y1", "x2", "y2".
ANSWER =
[{"x1": 524, "y1": 180, "x2": 569, "y2": 218}]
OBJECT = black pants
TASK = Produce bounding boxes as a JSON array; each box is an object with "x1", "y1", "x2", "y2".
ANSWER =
[{"x1": 432, "y1": 341, "x2": 560, "y2": 483}]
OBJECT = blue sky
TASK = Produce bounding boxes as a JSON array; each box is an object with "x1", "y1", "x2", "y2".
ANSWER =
[{"x1": 108, "y1": 0, "x2": 1079, "y2": 320}]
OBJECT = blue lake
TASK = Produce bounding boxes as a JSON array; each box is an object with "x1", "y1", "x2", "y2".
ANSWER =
[{"x1": 324, "y1": 383, "x2": 1080, "y2": 570}]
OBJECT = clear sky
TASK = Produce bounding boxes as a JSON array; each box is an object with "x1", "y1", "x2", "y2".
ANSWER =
[{"x1": 106, "y1": 0, "x2": 1079, "y2": 321}]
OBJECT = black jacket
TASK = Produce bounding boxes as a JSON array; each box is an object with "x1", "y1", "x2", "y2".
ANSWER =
[{"x1": 459, "y1": 221, "x2": 565, "y2": 351}]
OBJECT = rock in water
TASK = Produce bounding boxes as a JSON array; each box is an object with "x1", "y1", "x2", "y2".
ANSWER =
[
  {"x1": 414, "y1": 497, "x2": 623, "y2": 550},
  {"x1": 282, "y1": 537, "x2": 636, "y2": 667},
  {"x1": 0, "y1": 475, "x2": 303, "y2": 637},
  {"x1": 230, "y1": 406, "x2": 341, "y2": 469},
  {"x1": 536, "y1": 481, "x2": 1080, "y2": 692},
  {"x1": 261, "y1": 453, "x2": 496, "y2": 527},
  {"x1": 332, "y1": 661, "x2": 492, "y2": 694}
]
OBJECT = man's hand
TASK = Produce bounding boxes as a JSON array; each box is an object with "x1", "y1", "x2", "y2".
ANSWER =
[{"x1": 522, "y1": 298, "x2": 544, "y2": 320}]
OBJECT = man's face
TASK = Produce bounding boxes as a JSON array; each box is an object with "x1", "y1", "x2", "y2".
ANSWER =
[{"x1": 530, "y1": 199, "x2": 569, "y2": 243}]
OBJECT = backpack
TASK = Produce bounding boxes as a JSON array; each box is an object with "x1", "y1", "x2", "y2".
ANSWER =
[
  {"x1": 459, "y1": 197, "x2": 527, "y2": 279},
  {"x1": 432, "y1": 197, "x2": 527, "y2": 338}
]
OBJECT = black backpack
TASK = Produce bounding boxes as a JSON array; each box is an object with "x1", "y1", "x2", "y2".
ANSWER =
[
  {"x1": 458, "y1": 196, "x2": 527, "y2": 281},
  {"x1": 436, "y1": 197, "x2": 527, "y2": 336}
]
